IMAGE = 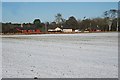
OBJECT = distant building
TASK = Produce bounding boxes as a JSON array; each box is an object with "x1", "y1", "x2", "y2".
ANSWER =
[
  {"x1": 16, "y1": 24, "x2": 41, "y2": 34},
  {"x1": 75, "y1": 29, "x2": 81, "y2": 33},
  {"x1": 63, "y1": 29, "x2": 72, "y2": 32},
  {"x1": 48, "y1": 29, "x2": 56, "y2": 32},
  {"x1": 55, "y1": 27, "x2": 62, "y2": 32},
  {"x1": 48, "y1": 27, "x2": 62, "y2": 32}
]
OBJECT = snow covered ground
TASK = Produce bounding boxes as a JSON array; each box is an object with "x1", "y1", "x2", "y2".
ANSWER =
[{"x1": 2, "y1": 32, "x2": 118, "y2": 78}]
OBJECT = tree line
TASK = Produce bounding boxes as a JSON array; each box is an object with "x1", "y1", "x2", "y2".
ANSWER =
[
  {"x1": 48, "y1": 9, "x2": 119, "y2": 31},
  {"x1": 1, "y1": 9, "x2": 119, "y2": 34}
]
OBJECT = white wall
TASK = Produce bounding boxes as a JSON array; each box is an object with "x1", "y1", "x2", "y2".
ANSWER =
[{"x1": 63, "y1": 29, "x2": 72, "y2": 32}]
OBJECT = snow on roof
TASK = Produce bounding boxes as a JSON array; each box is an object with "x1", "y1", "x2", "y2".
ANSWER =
[{"x1": 55, "y1": 27, "x2": 62, "y2": 31}]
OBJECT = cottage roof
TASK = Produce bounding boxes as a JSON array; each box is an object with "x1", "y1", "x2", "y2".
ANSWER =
[{"x1": 55, "y1": 27, "x2": 62, "y2": 31}]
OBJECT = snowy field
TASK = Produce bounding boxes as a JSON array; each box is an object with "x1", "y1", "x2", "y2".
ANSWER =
[{"x1": 2, "y1": 32, "x2": 118, "y2": 78}]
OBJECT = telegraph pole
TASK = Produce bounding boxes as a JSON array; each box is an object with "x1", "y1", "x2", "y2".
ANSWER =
[
  {"x1": 117, "y1": 18, "x2": 118, "y2": 31},
  {"x1": 45, "y1": 22, "x2": 47, "y2": 33}
]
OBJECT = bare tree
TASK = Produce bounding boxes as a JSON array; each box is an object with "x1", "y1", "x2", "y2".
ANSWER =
[
  {"x1": 104, "y1": 9, "x2": 118, "y2": 31},
  {"x1": 55, "y1": 13, "x2": 65, "y2": 28}
]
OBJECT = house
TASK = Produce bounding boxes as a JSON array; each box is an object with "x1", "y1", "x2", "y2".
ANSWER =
[
  {"x1": 55, "y1": 27, "x2": 62, "y2": 32},
  {"x1": 48, "y1": 29, "x2": 56, "y2": 32},
  {"x1": 48, "y1": 27, "x2": 62, "y2": 32},
  {"x1": 63, "y1": 29, "x2": 72, "y2": 32},
  {"x1": 75, "y1": 29, "x2": 81, "y2": 33},
  {"x1": 16, "y1": 24, "x2": 41, "y2": 34}
]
